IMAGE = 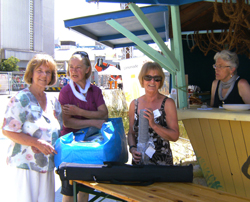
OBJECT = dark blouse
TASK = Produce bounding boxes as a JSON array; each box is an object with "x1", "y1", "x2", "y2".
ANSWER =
[{"x1": 213, "y1": 77, "x2": 244, "y2": 108}]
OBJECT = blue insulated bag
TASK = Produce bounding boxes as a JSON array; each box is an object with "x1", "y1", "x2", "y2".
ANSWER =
[{"x1": 54, "y1": 118, "x2": 128, "y2": 168}]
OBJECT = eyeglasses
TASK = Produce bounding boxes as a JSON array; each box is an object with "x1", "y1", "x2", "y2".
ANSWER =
[
  {"x1": 143, "y1": 75, "x2": 162, "y2": 82},
  {"x1": 213, "y1": 64, "x2": 231, "y2": 70},
  {"x1": 72, "y1": 51, "x2": 89, "y2": 59}
]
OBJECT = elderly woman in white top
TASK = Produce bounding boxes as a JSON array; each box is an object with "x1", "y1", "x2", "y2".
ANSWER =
[
  {"x1": 2, "y1": 54, "x2": 62, "y2": 202},
  {"x1": 210, "y1": 50, "x2": 250, "y2": 107}
]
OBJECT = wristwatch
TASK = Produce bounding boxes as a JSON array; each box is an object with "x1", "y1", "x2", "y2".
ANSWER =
[{"x1": 129, "y1": 145, "x2": 137, "y2": 152}]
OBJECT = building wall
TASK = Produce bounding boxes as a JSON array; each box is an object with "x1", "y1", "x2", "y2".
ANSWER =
[
  {"x1": 0, "y1": 0, "x2": 54, "y2": 68},
  {"x1": 41, "y1": 0, "x2": 54, "y2": 56}
]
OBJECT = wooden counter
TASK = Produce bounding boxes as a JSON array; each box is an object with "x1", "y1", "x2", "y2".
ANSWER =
[
  {"x1": 177, "y1": 108, "x2": 250, "y2": 198},
  {"x1": 177, "y1": 108, "x2": 250, "y2": 121}
]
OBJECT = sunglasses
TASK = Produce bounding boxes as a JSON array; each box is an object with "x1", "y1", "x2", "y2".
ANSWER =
[
  {"x1": 72, "y1": 51, "x2": 89, "y2": 59},
  {"x1": 143, "y1": 75, "x2": 162, "y2": 82}
]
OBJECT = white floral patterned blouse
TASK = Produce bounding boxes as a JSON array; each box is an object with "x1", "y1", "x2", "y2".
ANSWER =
[{"x1": 2, "y1": 88, "x2": 62, "y2": 173}]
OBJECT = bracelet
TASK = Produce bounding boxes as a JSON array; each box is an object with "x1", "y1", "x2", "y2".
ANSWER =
[{"x1": 129, "y1": 145, "x2": 137, "y2": 152}]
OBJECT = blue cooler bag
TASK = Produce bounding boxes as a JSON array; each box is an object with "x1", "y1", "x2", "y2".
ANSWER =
[{"x1": 54, "y1": 118, "x2": 128, "y2": 168}]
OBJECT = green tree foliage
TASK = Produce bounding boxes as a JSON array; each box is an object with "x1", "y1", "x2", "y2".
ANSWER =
[{"x1": 0, "y1": 56, "x2": 20, "y2": 71}]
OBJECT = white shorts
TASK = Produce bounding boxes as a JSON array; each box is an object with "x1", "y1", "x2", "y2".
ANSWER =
[{"x1": 13, "y1": 168, "x2": 55, "y2": 202}]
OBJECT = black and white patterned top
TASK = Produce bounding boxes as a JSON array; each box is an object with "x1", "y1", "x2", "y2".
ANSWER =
[{"x1": 133, "y1": 96, "x2": 173, "y2": 165}]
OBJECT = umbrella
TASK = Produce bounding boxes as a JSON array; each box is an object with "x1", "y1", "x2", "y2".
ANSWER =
[{"x1": 98, "y1": 65, "x2": 121, "y2": 75}]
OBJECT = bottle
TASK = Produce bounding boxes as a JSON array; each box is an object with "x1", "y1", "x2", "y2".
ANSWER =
[{"x1": 137, "y1": 109, "x2": 149, "y2": 164}]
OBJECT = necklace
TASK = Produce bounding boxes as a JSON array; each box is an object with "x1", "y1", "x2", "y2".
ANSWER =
[{"x1": 218, "y1": 75, "x2": 239, "y2": 101}]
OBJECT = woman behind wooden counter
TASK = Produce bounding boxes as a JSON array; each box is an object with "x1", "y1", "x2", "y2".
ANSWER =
[{"x1": 210, "y1": 50, "x2": 250, "y2": 107}]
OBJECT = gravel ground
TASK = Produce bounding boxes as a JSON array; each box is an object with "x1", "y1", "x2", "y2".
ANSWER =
[{"x1": 171, "y1": 137, "x2": 207, "y2": 186}]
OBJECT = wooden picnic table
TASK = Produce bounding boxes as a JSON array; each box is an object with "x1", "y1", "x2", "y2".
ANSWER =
[{"x1": 72, "y1": 180, "x2": 250, "y2": 202}]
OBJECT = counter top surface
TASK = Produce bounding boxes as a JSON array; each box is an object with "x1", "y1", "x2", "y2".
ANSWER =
[{"x1": 177, "y1": 107, "x2": 250, "y2": 121}]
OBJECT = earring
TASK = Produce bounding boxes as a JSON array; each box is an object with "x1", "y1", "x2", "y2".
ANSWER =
[{"x1": 230, "y1": 74, "x2": 232, "y2": 78}]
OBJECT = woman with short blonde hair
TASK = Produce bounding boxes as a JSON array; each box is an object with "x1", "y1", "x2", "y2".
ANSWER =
[
  {"x1": 128, "y1": 61, "x2": 179, "y2": 166},
  {"x1": 2, "y1": 54, "x2": 62, "y2": 202}
]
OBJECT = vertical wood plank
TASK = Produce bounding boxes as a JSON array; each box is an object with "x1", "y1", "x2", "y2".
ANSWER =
[
  {"x1": 199, "y1": 119, "x2": 225, "y2": 190},
  {"x1": 183, "y1": 119, "x2": 213, "y2": 188},
  {"x1": 209, "y1": 119, "x2": 235, "y2": 194},
  {"x1": 230, "y1": 121, "x2": 250, "y2": 198},
  {"x1": 241, "y1": 121, "x2": 250, "y2": 197},
  {"x1": 182, "y1": 119, "x2": 198, "y2": 152},
  {"x1": 219, "y1": 120, "x2": 245, "y2": 197},
  {"x1": 241, "y1": 121, "x2": 250, "y2": 156}
]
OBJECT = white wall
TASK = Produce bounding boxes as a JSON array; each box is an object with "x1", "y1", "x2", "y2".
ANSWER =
[{"x1": 0, "y1": 0, "x2": 54, "y2": 64}]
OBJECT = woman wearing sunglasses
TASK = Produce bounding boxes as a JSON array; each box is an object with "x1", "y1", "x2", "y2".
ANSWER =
[
  {"x1": 210, "y1": 50, "x2": 250, "y2": 107},
  {"x1": 127, "y1": 61, "x2": 179, "y2": 165},
  {"x1": 58, "y1": 51, "x2": 108, "y2": 202}
]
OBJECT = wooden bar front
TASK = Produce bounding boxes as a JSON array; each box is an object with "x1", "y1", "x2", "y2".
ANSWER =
[{"x1": 177, "y1": 108, "x2": 250, "y2": 198}]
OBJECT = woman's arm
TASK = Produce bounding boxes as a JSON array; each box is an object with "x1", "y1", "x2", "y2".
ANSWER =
[
  {"x1": 210, "y1": 80, "x2": 218, "y2": 107},
  {"x1": 145, "y1": 98, "x2": 179, "y2": 142},
  {"x1": 62, "y1": 103, "x2": 108, "y2": 119},
  {"x1": 2, "y1": 130, "x2": 56, "y2": 155},
  {"x1": 127, "y1": 100, "x2": 136, "y2": 148},
  {"x1": 127, "y1": 100, "x2": 142, "y2": 164},
  {"x1": 62, "y1": 103, "x2": 108, "y2": 129},
  {"x1": 238, "y1": 79, "x2": 250, "y2": 104}
]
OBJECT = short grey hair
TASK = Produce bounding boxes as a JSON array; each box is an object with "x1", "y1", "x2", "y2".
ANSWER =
[{"x1": 214, "y1": 50, "x2": 239, "y2": 70}]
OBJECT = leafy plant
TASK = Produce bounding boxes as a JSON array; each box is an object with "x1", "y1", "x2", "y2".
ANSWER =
[
  {"x1": 103, "y1": 90, "x2": 129, "y2": 133},
  {"x1": 178, "y1": 121, "x2": 188, "y2": 139},
  {"x1": 0, "y1": 56, "x2": 20, "y2": 71},
  {"x1": 197, "y1": 156, "x2": 223, "y2": 190}
]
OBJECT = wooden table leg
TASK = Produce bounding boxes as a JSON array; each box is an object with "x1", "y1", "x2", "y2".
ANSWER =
[{"x1": 73, "y1": 181, "x2": 78, "y2": 202}]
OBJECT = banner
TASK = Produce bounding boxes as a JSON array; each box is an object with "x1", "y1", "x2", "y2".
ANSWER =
[{"x1": 120, "y1": 56, "x2": 152, "y2": 107}]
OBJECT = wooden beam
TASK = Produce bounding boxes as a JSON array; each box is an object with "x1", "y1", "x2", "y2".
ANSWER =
[
  {"x1": 128, "y1": 3, "x2": 179, "y2": 72},
  {"x1": 106, "y1": 19, "x2": 174, "y2": 74},
  {"x1": 171, "y1": 5, "x2": 188, "y2": 109}
]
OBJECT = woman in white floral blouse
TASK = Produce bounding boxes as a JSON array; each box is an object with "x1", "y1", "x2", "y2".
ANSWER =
[{"x1": 2, "y1": 54, "x2": 62, "y2": 202}]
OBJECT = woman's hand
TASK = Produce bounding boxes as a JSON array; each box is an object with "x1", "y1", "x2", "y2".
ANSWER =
[
  {"x1": 35, "y1": 139, "x2": 57, "y2": 156},
  {"x1": 95, "y1": 119, "x2": 106, "y2": 129},
  {"x1": 62, "y1": 104, "x2": 79, "y2": 116},
  {"x1": 3, "y1": 130, "x2": 58, "y2": 156},
  {"x1": 130, "y1": 147, "x2": 142, "y2": 164},
  {"x1": 144, "y1": 108, "x2": 155, "y2": 128}
]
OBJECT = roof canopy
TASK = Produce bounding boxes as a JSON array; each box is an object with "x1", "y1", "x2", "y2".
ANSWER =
[
  {"x1": 64, "y1": 5, "x2": 169, "y2": 49},
  {"x1": 64, "y1": 0, "x2": 248, "y2": 108},
  {"x1": 64, "y1": 1, "x2": 234, "y2": 49}
]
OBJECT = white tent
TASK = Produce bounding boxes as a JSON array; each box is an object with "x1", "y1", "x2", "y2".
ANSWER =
[{"x1": 97, "y1": 65, "x2": 121, "y2": 75}]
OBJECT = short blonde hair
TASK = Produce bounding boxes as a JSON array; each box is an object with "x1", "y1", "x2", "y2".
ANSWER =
[
  {"x1": 67, "y1": 54, "x2": 92, "y2": 79},
  {"x1": 138, "y1": 62, "x2": 165, "y2": 88},
  {"x1": 24, "y1": 54, "x2": 57, "y2": 86}
]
